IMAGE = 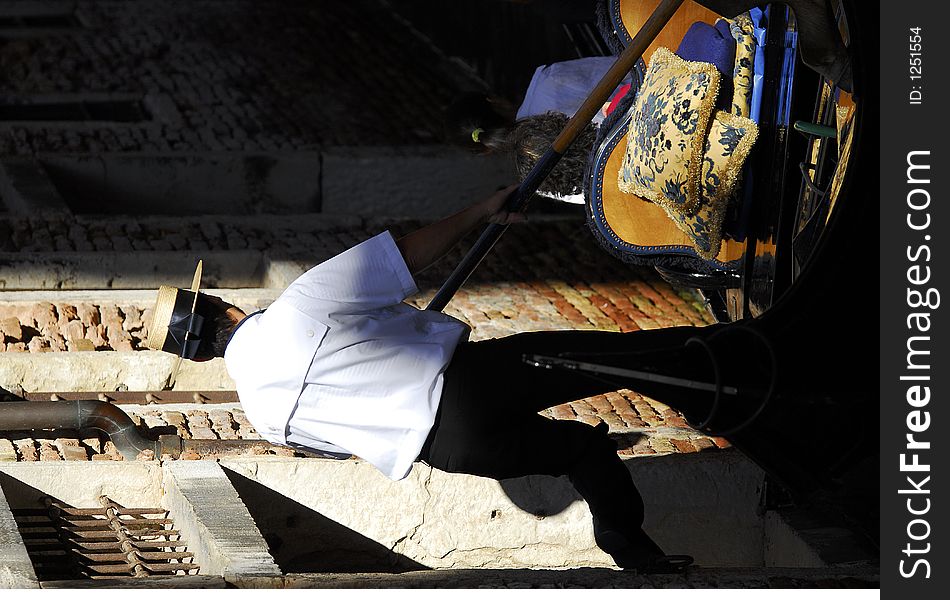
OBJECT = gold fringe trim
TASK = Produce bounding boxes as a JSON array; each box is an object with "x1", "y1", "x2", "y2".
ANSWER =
[{"x1": 672, "y1": 110, "x2": 759, "y2": 260}]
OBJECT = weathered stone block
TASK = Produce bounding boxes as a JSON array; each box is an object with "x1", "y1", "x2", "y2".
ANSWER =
[
  {"x1": 0, "y1": 439, "x2": 17, "y2": 462},
  {"x1": 26, "y1": 337, "x2": 50, "y2": 353},
  {"x1": 122, "y1": 305, "x2": 144, "y2": 332},
  {"x1": 141, "y1": 413, "x2": 167, "y2": 430},
  {"x1": 85, "y1": 323, "x2": 108, "y2": 348},
  {"x1": 0, "y1": 317, "x2": 23, "y2": 341},
  {"x1": 163, "y1": 461, "x2": 280, "y2": 577},
  {"x1": 209, "y1": 410, "x2": 238, "y2": 440},
  {"x1": 63, "y1": 320, "x2": 86, "y2": 342},
  {"x1": 38, "y1": 441, "x2": 62, "y2": 461},
  {"x1": 12, "y1": 439, "x2": 37, "y2": 462},
  {"x1": 80, "y1": 430, "x2": 102, "y2": 455},
  {"x1": 99, "y1": 305, "x2": 123, "y2": 331},
  {"x1": 0, "y1": 482, "x2": 40, "y2": 587},
  {"x1": 68, "y1": 338, "x2": 97, "y2": 352},
  {"x1": 47, "y1": 331, "x2": 67, "y2": 351},
  {"x1": 649, "y1": 437, "x2": 676, "y2": 455},
  {"x1": 57, "y1": 440, "x2": 89, "y2": 462},
  {"x1": 76, "y1": 303, "x2": 101, "y2": 327},
  {"x1": 56, "y1": 304, "x2": 79, "y2": 326},
  {"x1": 29, "y1": 303, "x2": 57, "y2": 332}
]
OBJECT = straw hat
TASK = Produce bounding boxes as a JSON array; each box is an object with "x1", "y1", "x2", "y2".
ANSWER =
[{"x1": 146, "y1": 260, "x2": 205, "y2": 360}]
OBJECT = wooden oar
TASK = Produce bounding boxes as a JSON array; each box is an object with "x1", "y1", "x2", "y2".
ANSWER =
[{"x1": 427, "y1": 0, "x2": 686, "y2": 312}]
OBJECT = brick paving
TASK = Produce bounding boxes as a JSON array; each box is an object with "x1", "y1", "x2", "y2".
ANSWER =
[
  {"x1": 0, "y1": 216, "x2": 714, "y2": 352},
  {"x1": 0, "y1": 397, "x2": 729, "y2": 462}
]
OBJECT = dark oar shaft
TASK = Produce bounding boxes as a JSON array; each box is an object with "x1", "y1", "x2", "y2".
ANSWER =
[
  {"x1": 427, "y1": 148, "x2": 560, "y2": 312},
  {"x1": 427, "y1": 0, "x2": 686, "y2": 312}
]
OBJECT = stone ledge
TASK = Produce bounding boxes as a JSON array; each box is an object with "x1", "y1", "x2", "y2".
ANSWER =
[
  {"x1": 0, "y1": 250, "x2": 265, "y2": 290},
  {"x1": 232, "y1": 566, "x2": 879, "y2": 589},
  {"x1": 162, "y1": 461, "x2": 280, "y2": 578},
  {"x1": 219, "y1": 450, "x2": 766, "y2": 570},
  {"x1": 40, "y1": 575, "x2": 227, "y2": 589},
  {"x1": 0, "y1": 352, "x2": 232, "y2": 392}
]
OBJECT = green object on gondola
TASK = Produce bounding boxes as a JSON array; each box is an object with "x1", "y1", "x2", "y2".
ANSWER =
[{"x1": 793, "y1": 120, "x2": 836, "y2": 139}]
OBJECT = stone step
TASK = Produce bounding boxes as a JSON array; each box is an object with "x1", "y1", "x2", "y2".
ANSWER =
[
  {"x1": 0, "y1": 351, "x2": 231, "y2": 392},
  {"x1": 0, "y1": 148, "x2": 512, "y2": 220}
]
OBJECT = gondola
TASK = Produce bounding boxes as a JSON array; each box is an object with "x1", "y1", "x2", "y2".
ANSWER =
[
  {"x1": 432, "y1": 0, "x2": 879, "y2": 550},
  {"x1": 578, "y1": 0, "x2": 879, "y2": 547}
]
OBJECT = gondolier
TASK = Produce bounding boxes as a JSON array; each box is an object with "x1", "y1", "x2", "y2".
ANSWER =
[{"x1": 147, "y1": 185, "x2": 704, "y2": 572}]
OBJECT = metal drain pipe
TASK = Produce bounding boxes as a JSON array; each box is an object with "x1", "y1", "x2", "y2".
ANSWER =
[
  {"x1": 0, "y1": 400, "x2": 162, "y2": 460},
  {"x1": 0, "y1": 399, "x2": 321, "y2": 460}
]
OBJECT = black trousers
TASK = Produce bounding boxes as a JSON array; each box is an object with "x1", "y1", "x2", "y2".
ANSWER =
[{"x1": 417, "y1": 325, "x2": 712, "y2": 549}]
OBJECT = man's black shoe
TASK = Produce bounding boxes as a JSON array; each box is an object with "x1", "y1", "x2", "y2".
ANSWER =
[
  {"x1": 596, "y1": 528, "x2": 694, "y2": 573},
  {"x1": 634, "y1": 554, "x2": 695, "y2": 574}
]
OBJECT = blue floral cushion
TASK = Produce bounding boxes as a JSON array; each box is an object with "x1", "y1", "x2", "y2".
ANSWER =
[
  {"x1": 667, "y1": 110, "x2": 759, "y2": 258},
  {"x1": 618, "y1": 47, "x2": 720, "y2": 217}
]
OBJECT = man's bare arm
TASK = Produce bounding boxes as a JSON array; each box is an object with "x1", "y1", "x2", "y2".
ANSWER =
[{"x1": 395, "y1": 184, "x2": 523, "y2": 275}]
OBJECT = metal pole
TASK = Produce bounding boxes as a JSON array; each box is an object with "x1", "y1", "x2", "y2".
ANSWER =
[
  {"x1": 427, "y1": 0, "x2": 686, "y2": 312},
  {"x1": 0, "y1": 400, "x2": 161, "y2": 460}
]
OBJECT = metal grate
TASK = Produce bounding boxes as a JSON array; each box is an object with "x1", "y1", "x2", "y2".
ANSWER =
[{"x1": 14, "y1": 495, "x2": 198, "y2": 580}]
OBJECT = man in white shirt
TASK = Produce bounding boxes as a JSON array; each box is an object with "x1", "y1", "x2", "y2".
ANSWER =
[{"x1": 148, "y1": 185, "x2": 697, "y2": 572}]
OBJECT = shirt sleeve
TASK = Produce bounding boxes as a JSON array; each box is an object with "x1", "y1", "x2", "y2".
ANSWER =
[{"x1": 278, "y1": 231, "x2": 418, "y2": 313}]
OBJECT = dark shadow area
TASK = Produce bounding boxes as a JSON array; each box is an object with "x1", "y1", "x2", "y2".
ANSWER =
[
  {"x1": 609, "y1": 431, "x2": 648, "y2": 452},
  {"x1": 389, "y1": 0, "x2": 597, "y2": 102},
  {"x1": 278, "y1": 566, "x2": 879, "y2": 588},
  {"x1": 0, "y1": 473, "x2": 85, "y2": 582},
  {"x1": 1, "y1": 216, "x2": 663, "y2": 291},
  {"x1": 221, "y1": 466, "x2": 429, "y2": 574},
  {"x1": 42, "y1": 154, "x2": 320, "y2": 216},
  {"x1": 497, "y1": 473, "x2": 578, "y2": 517},
  {"x1": 0, "y1": 14, "x2": 82, "y2": 30},
  {"x1": 0, "y1": 99, "x2": 148, "y2": 122},
  {"x1": 392, "y1": 218, "x2": 659, "y2": 291},
  {"x1": 496, "y1": 431, "x2": 645, "y2": 515}
]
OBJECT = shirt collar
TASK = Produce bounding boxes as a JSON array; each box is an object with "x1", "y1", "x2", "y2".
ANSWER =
[{"x1": 225, "y1": 309, "x2": 265, "y2": 350}]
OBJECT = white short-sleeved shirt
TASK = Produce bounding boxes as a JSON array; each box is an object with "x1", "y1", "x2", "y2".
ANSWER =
[{"x1": 224, "y1": 231, "x2": 469, "y2": 480}]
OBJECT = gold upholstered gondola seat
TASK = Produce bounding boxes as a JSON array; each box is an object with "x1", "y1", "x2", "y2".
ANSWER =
[{"x1": 588, "y1": 0, "x2": 747, "y2": 276}]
